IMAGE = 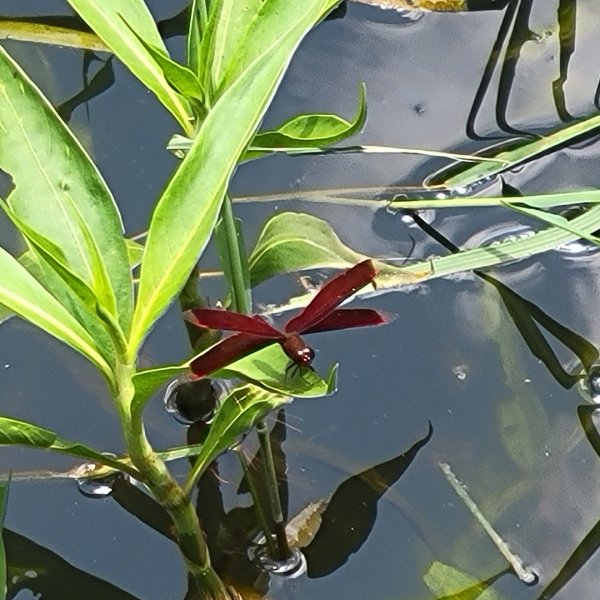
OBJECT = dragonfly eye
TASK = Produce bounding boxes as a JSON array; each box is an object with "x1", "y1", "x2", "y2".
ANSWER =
[{"x1": 297, "y1": 347, "x2": 315, "y2": 365}]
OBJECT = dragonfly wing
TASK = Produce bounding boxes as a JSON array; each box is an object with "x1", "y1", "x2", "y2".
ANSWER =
[
  {"x1": 184, "y1": 308, "x2": 281, "y2": 337},
  {"x1": 285, "y1": 260, "x2": 377, "y2": 333},
  {"x1": 303, "y1": 308, "x2": 390, "y2": 334},
  {"x1": 189, "y1": 333, "x2": 275, "y2": 378}
]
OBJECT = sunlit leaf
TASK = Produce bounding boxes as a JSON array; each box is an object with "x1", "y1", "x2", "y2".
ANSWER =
[
  {"x1": 502, "y1": 201, "x2": 600, "y2": 247},
  {"x1": 125, "y1": 237, "x2": 144, "y2": 270},
  {"x1": 0, "y1": 46, "x2": 133, "y2": 336},
  {"x1": 184, "y1": 384, "x2": 291, "y2": 493},
  {"x1": 213, "y1": 0, "x2": 338, "y2": 93},
  {"x1": 127, "y1": 25, "x2": 204, "y2": 101},
  {"x1": 0, "y1": 246, "x2": 112, "y2": 379},
  {"x1": 66, "y1": 0, "x2": 193, "y2": 133},
  {"x1": 0, "y1": 416, "x2": 138, "y2": 477},
  {"x1": 249, "y1": 212, "x2": 368, "y2": 285},
  {"x1": 210, "y1": 344, "x2": 337, "y2": 397},
  {"x1": 243, "y1": 83, "x2": 367, "y2": 161},
  {"x1": 428, "y1": 112, "x2": 600, "y2": 191},
  {"x1": 128, "y1": 3, "x2": 340, "y2": 358}
]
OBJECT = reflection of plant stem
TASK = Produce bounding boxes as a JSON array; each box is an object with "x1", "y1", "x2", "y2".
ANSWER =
[{"x1": 256, "y1": 420, "x2": 293, "y2": 560}]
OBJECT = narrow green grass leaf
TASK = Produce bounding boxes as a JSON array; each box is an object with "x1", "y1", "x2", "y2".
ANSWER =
[
  {"x1": 269, "y1": 205, "x2": 600, "y2": 315},
  {"x1": 0, "y1": 416, "x2": 138, "y2": 477},
  {"x1": 128, "y1": 4, "x2": 339, "y2": 358},
  {"x1": 502, "y1": 201, "x2": 600, "y2": 246},
  {"x1": 430, "y1": 112, "x2": 600, "y2": 191},
  {"x1": 0, "y1": 245, "x2": 112, "y2": 380},
  {"x1": 66, "y1": 0, "x2": 193, "y2": 133},
  {"x1": 0, "y1": 46, "x2": 133, "y2": 336},
  {"x1": 388, "y1": 189, "x2": 600, "y2": 210},
  {"x1": 184, "y1": 384, "x2": 291, "y2": 494}
]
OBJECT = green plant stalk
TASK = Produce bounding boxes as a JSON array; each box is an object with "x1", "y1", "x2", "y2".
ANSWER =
[
  {"x1": 114, "y1": 361, "x2": 231, "y2": 600},
  {"x1": 220, "y1": 194, "x2": 250, "y2": 314},
  {"x1": 217, "y1": 193, "x2": 291, "y2": 560},
  {"x1": 256, "y1": 420, "x2": 293, "y2": 560},
  {"x1": 237, "y1": 448, "x2": 278, "y2": 558}
]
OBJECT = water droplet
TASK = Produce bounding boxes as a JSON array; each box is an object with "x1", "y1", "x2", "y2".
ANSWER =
[
  {"x1": 253, "y1": 543, "x2": 306, "y2": 578},
  {"x1": 76, "y1": 469, "x2": 125, "y2": 498}
]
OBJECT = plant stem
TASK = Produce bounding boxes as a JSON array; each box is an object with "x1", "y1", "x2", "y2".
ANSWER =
[
  {"x1": 219, "y1": 194, "x2": 250, "y2": 314},
  {"x1": 115, "y1": 361, "x2": 232, "y2": 600},
  {"x1": 256, "y1": 421, "x2": 292, "y2": 560},
  {"x1": 217, "y1": 192, "x2": 292, "y2": 561}
]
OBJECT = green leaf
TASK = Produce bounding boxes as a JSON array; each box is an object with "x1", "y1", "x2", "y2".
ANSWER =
[
  {"x1": 125, "y1": 237, "x2": 144, "y2": 270},
  {"x1": 125, "y1": 23, "x2": 204, "y2": 101},
  {"x1": 424, "y1": 561, "x2": 508, "y2": 600},
  {"x1": 128, "y1": 3, "x2": 339, "y2": 358},
  {"x1": 66, "y1": 0, "x2": 193, "y2": 133},
  {"x1": 244, "y1": 83, "x2": 367, "y2": 161},
  {"x1": 184, "y1": 384, "x2": 291, "y2": 493},
  {"x1": 502, "y1": 201, "x2": 600, "y2": 246},
  {"x1": 249, "y1": 212, "x2": 368, "y2": 285},
  {"x1": 0, "y1": 46, "x2": 133, "y2": 336},
  {"x1": 211, "y1": 344, "x2": 338, "y2": 397},
  {"x1": 212, "y1": 0, "x2": 339, "y2": 94},
  {"x1": 0, "y1": 246, "x2": 112, "y2": 380},
  {"x1": 0, "y1": 416, "x2": 138, "y2": 477},
  {"x1": 430, "y1": 112, "x2": 600, "y2": 191},
  {"x1": 131, "y1": 364, "x2": 189, "y2": 420}
]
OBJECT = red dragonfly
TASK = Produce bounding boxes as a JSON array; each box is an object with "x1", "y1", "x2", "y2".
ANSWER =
[{"x1": 185, "y1": 260, "x2": 389, "y2": 378}]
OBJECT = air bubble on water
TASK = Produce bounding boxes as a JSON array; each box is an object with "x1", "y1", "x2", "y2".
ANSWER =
[
  {"x1": 253, "y1": 544, "x2": 306, "y2": 578},
  {"x1": 556, "y1": 238, "x2": 600, "y2": 257},
  {"x1": 579, "y1": 363, "x2": 600, "y2": 404},
  {"x1": 164, "y1": 377, "x2": 230, "y2": 424},
  {"x1": 452, "y1": 365, "x2": 468, "y2": 381}
]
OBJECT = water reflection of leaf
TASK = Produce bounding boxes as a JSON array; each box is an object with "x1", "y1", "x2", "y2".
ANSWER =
[
  {"x1": 303, "y1": 422, "x2": 433, "y2": 577},
  {"x1": 409, "y1": 212, "x2": 598, "y2": 388},
  {"x1": 57, "y1": 54, "x2": 115, "y2": 122},
  {"x1": 424, "y1": 560, "x2": 510, "y2": 600},
  {"x1": 4, "y1": 528, "x2": 140, "y2": 599}
]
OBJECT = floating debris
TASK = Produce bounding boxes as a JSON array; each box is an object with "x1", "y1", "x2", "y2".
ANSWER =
[
  {"x1": 350, "y1": 0, "x2": 467, "y2": 11},
  {"x1": 439, "y1": 462, "x2": 538, "y2": 585}
]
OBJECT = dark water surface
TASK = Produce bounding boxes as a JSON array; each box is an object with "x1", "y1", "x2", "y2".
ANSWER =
[{"x1": 2, "y1": 1, "x2": 600, "y2": 599}]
